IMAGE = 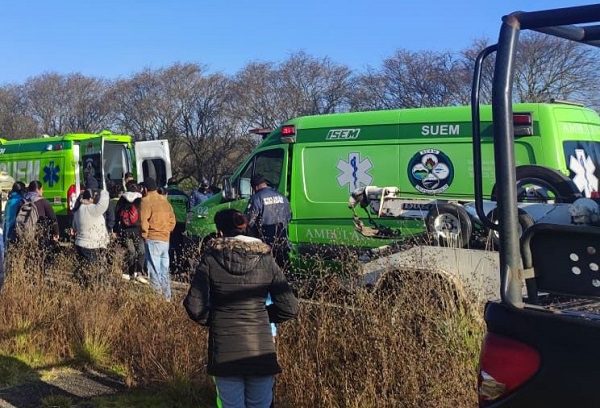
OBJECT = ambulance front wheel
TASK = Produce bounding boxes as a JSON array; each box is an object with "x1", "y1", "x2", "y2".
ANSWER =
[{"x1": 425, "y1": 203, "x2": 472, "y2": 248}]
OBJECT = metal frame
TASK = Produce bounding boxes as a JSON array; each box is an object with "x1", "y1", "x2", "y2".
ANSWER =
[
  {"x1": 471, "y1": 44, "x2": 498, "y2": 232},
  {"x1": 482, "y1": 4, "x2": 600, "y2": 306}
]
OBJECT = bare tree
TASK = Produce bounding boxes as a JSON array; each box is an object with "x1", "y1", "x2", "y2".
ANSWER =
[
  {"x1": 63, "y1": 74, "x2": 112, "y2": 132},
  {"x1": 230, "y1": 62, "x2": 282, "y2": 130},
  {"x1": 277, "y1": 51, "x2": 353, "y2": 117},
  {"x1": 514, "y1": 33, "x2": 600, "y2": 105},
  {"x1": 22, "y1": 72, "x2": 111, "y2": 135},
  {"x1": 110, "y1": 68, "x2": 175, "y2": 141},
  {"x1": 0, "y1": 85, "x2": 38, "y2": 138},
  {"x1": 347, "y1": 69, "x2": 390, "y2": 111},
  {"x1": 175, "y1": 72, "x2": 255, "y2": 184},
  {"x1": 109, "y1": 63, "x2": 254, "y2": 183},
  {"x1": 350, "y1": 49, "x2": 467, "y2": 110},
  {"x1": 460, "y1": 38, "x2": 493, "y2": 104},
  {"x1": 23, "y1": 73, "x2": 71, "y2": 135},
  {"x1": 231, "y1": 52, "x2": 352, "y2": 131},
  {"x1": 462, "y1": 33, "x2": 600, "y2": 107}
]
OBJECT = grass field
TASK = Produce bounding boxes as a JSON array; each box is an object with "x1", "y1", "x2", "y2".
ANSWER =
[{"x1": 0, "y1": 240, "x2": 484, "y2": 407}]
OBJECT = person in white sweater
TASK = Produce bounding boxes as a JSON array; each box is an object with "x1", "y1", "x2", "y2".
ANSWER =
[{"x1": 72, "y1": 188, "x2": 109, "y2": 284}]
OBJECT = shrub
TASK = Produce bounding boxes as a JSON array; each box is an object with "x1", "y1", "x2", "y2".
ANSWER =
[{"x1": 0, "y1": 241, "x2": 484, "y2": 407}]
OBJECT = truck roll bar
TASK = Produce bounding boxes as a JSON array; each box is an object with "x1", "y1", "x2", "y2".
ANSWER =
[{"x1": 490, "y1": 4, "x2": 600, "y2": 307}]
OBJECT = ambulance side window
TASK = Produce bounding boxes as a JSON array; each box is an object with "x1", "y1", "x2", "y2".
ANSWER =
[
  {"x1": 142, "y1": 159, "x2": 167, "y2": 187},
  {"x1": 235, "y1": 149, "x2": 284, "y2": 198},
  {"x1": 254, "y1": 149, "x2": 284, "y2": 190}
]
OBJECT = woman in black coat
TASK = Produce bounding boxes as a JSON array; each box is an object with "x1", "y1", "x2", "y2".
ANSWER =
[{"x1": 184, "y1": 209, "x2": 298, "y2": 408}]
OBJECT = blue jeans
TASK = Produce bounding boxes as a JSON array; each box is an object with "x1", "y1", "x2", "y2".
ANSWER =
[
  {"x1": 215, "y1": 375, "x2": 274, "y2": 408},
  {"x1": 145, "y1": 240, "x2": 171, "y2": 300}
]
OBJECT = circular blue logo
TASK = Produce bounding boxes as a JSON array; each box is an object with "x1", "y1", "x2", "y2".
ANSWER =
[{"x1": 407, "y1": 149, "x2": 454, "y2": 194}]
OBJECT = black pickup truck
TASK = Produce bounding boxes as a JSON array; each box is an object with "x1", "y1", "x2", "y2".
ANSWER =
[{"x1": 470, "y1": 5, "x2": 600, "y2": 407}]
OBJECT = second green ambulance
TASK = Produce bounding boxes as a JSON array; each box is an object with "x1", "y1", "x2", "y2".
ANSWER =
[{"x1": 0, "y1": 131, "x2": 172, "y2": 231}]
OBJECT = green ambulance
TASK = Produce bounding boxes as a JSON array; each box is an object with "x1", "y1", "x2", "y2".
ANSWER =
[
  {"x1": 0, "y1": 131, "x2": 172, "y2": 232},
  {"x1": 186, "y1": 102, "x2": 600, "y2": 255}
]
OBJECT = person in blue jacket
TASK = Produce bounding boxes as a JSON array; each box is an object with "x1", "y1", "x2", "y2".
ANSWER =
[
  {"x1": 189, "y1": 181, "x2": 213, "y2": 209},
  {"x1": 3, "y1": 181, "x2": 26, "y2": 249}
]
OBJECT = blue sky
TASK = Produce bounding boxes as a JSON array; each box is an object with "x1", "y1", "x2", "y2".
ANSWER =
[{"x1": 1, "y1": 0, "x2": 598, "y2": 83}]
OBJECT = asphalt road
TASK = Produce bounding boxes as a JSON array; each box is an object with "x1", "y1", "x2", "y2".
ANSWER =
[{"x1": 0, "y1": 365, "x2": 125, "y2": 407}]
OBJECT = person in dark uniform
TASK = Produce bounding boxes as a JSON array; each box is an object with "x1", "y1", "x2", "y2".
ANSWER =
[
  {"x1": 246, "y1": 174, "x2": 291, "y2": 269},
  {"x1": 166, "y1": 177, "x2": 190, "y2": 272}
]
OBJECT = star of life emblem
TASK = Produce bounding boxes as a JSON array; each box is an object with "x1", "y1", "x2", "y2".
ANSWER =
[
  {"x1": 337, "y1": 152, "x2": 373, "y2": 192},
  {"x1": 569, "y1": 148, "x2": 598, "y2": 198}
]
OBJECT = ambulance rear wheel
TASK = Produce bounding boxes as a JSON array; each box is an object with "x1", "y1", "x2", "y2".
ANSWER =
[
  {"x1": 426, "y1": 203, "x2": 472, "y2": 248},
  {"x1": 491, "y1": 165, "x2": 581, "y2": 203}
]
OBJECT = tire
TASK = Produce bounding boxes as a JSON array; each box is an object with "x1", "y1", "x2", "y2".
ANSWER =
[
  {"x1": 491, "y1": 165, "x2": 581, "y2": 203},
  {"x1": 426, "y1": 203, "x2": 473, "y2": 248},
  {"x1": 487, "y1": 207, "x2": 535, "y2": 248}
]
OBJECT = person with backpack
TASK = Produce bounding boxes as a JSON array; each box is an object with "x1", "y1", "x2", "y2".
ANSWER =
[
  {"x1": 16, "y1": 181, "x2": 59, "y2": 244},
  {"x1": 114, "y1": 182, "x2": 146, "y2": 281},
  {"x1": 72, "y1": 185, "x2": 109, "y2": 285},
  {"x1": 3, "y1": 181, "x2": 26, "y2": 249}
]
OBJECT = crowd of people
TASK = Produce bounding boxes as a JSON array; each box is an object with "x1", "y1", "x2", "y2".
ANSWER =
[
  {"x1": 1, "y1": 172, "x2": 297, "y2": 407},
  {"x1": 2, "y1": 173, "x2": 177, "y2": 299}
]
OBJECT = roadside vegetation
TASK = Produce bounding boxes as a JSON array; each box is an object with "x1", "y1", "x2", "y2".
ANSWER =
[{"x1": 0, "y1": 242, "x2": 484, "y2": 407}]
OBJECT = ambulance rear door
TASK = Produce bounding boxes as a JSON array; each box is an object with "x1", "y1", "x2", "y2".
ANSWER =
[{"x1": 134, "y1": 140, "x2": 172, "y2": 187}]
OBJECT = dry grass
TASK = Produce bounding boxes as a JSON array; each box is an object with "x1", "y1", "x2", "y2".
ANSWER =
[
  {"x1": 0, "y1": 241, "x2": 485, "y2": 407},
  {"x1": 40, "y1": 394, "x2": 74, "y2": 408}
]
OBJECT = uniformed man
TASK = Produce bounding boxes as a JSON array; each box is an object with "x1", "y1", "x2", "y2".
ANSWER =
[
  {"x1": 166, "y1": 177, "x2": 190, "y2": 272},
  {"x1": 246, "y1": 174, "x2": 291, "y2": 268}
]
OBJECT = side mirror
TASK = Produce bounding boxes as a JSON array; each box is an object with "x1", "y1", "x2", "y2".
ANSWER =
[{"x1": 222, "y1": 177, "x2": 237, "y2": 201}]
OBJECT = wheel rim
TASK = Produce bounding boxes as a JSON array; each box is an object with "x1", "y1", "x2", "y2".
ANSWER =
[{"x1": 432, "y1": 213, "x2": 461, "y2": 241}]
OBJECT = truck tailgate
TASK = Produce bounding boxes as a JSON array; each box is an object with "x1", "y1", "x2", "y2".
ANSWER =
[{"x1": 484, "y1": 301, "x2": 600, "y2": 407}]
